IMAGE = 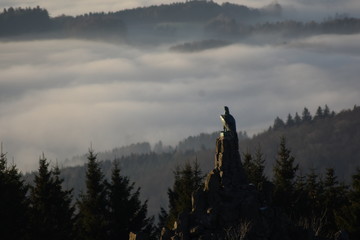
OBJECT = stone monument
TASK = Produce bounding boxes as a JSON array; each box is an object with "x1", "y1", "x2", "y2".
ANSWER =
[
  {"x1": 159, "y1": 106, "x2": 310, "y2": 240},
  {"x1": 160, "y1": 107, "x2": 257, "y2": 240}
]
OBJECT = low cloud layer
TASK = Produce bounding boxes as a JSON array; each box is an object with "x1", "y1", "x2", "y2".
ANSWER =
[{"x1": 1, "y1": 34, "x2": 360, "y2": 171}]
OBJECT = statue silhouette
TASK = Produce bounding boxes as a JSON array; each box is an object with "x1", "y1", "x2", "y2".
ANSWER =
[{"x1": 220, "y1": 106, "x2": 237, "y2": 140}]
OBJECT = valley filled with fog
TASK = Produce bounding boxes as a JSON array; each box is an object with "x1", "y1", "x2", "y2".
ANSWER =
[{"x1": 1, "y1": 32, "x2": 359, "y2": 171}]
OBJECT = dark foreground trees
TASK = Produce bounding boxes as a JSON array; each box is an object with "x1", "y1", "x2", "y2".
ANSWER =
[
  {"x1": 108, "y1": 162, "x2": 155, "y2": 240},
  {"x1": 76, "y1": 149, "x2": 109, "y2": 240},
  {"x1": 272, "y1": 136, "x2": 299, "y2": 212},
  {"x1": 76, "y1": 148, "x2": 156, "y2": 240},
  {"x1": 0, "y1": 145, "x2": 29, "y2": 240},
  {"x1": 164, "y1": 160, "x2": 204, "y2": 229},
  {"x1": 0, "y1": 146, "x2": 155, "y2": 240},
  {"x1": 336, "y1": 168, "x2": 360, "y2": 239},
  {"x1": 160, "y1": 136, "x2": 360, "y2": 240},
  {"x1": 30, "y1": 154, "x2": 75, "y2": 240}
]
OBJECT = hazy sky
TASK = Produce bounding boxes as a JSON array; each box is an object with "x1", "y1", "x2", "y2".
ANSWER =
[
  {"x1": 0, "y1": 0, "x2": 360, "y2": 19},
  {"x1": 1, "y1": 33, "x2": 360, "y2": 171}
]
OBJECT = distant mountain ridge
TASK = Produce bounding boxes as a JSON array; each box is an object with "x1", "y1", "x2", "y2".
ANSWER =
[
  {"x1": 1, "y1": 2, "x2": 360, "y2": 46},
  {"x1": 111, "y1": 1, "x2": 280, "y2": 24}
]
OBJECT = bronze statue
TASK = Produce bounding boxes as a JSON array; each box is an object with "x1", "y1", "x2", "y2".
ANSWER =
[{"x1": 220, "y1": 106, "x2": 237, "y2": 139}]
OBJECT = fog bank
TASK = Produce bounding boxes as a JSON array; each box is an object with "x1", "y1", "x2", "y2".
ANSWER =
[{"x1": 0, "y1": 34, "x2": 359, "y2": 171}]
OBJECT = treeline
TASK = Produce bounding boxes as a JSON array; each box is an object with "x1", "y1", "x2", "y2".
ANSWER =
[
  {"x1": 111, "y1": 1, "x2": 268, "y2": 24},
  {"x1": 251, "y1": 17, "x2": 360, "y2": 36},
  {"x1": 0, "y1": 147, "x2": 157, "y2": 240},
  {"x1": 0, "y1": 6, "x2": 51, "y2": 36},
  {"x1": 271, "y1": 105, "x2": 335, "y2": 131},
  {"x1": 241, "y1": 105, "x2": 360, "y2": 180},
  {"x1": 0, "y1": 2, "x2": 270, "y2": 38},
  {"x1": 0, "y1": 7, "x2": 126, "y2": 38},
  {"x1": 160, "y1": 137, "x2": 360, "y2": 239},
  {"x1": 205, "y1": 15, "x2": 360, "y2": 38},
  {"x1": 2, "y1": 3, "x2": 360, "y2": 43}
]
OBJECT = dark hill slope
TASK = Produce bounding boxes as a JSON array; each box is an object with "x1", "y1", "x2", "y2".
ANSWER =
[
  {"x1": 113, "y1": 1, "x2": 265, "y2": 24},
  {"x1": 240, "y1": 106, "x2": 360, "y2": 180}
]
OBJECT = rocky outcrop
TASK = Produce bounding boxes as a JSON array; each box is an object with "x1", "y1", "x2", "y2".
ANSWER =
[{"x1": 160, "y1": 131, "x2": 313, "y2": 240}]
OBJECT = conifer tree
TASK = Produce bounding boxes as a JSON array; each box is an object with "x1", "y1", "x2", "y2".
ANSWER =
[
  {"x1": 306, "y1": 169, "x2": 324, "y2": 219},
  {"x1": 253, "y1": 146, "x2": 267, "y2": 186},
  {"x1": 323, "y1": 104, "x2": 331, "y2": 117},
  {"x1": 302, "y1": 107, "x2": 312, "y2": 123},
  {"x1": 314, "y1": 106, "x2": 324, "y2": 120},
  {"x1": 286, "y1": 113, "x2": 295, "y2": 127},
  {"x1": 294, "y1": 169, "x2": 325, "y2": 234},
  {"x1": 272, "y1": 136, "x2": 299, "y2": 212},
  {"x1": 273, "y1": 116, "x2": 285, "y2": 130},
  {"x1": 294, "y1": 112, "x2": 302, "y2": 125},
  {"x1": 0, "y1": 146, "x2": 30, "y2": 240},
  {"x1": 156, "y1": 207, "x2": 169, "y2": 236},
  {"x1": 293, "y1": 172, "x2": 308, "y2": 222},
  {"x1": 321, "y1": 168, "x2": 348, "y2": 237},
  {"x1": 242, "y1": 150, "x2": 253, "y2": 182},
  {"x1": 336, "y1": 168, "x2": 360, "y2": 240},
  {"x1": 30, "y1": 154, "x2": 75, "y2": 240},
  {"x1": 76, "y1": 148, "x2": 109, "y2": 240},
  {"x1": 242, "y1": 146, "x2": 267, "y2": 190},
  {"x1": 166, "y1": 160, "x2": 204, "y2": 228},
  {"x1": 108, "y1": 161, "x2": 155, "y2": 240}
]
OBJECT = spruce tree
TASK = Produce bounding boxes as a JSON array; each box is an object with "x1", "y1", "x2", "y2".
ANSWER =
[
  {"x1": 76, "y1": 148, "x2": 109, "y2": 240},
  {"x1": 272, "y1": 136, "x2": 299, "y2": 213},
  {"x1": 314, "y1": 106, "x2": 324, "y2": 120},
  {"x1": 156, "y1": 207, "x2": 169, "y2": 236},
  {"x1": 242, "y1": 146, "x2": 267, "y2": 190},
  {"x1": 293, "y1": 172, "x2": 308, "y2": 223},
  {"x1": 302, "y1": 107, "x2": 312, "y2": 123},
  {"x1": 323, "y1": 105, "x2": 331, "y2": 118},
  {"x1": 321, "y1": 168, "x2": 348, "y2": 237},
  {"x1": 30, "y1": 154, "x2": 75, "y2": 240},
  {"x1": 273, "y1": 116, "x2": 285, "y2": 130},
  {"x1": 166, "y1": 160, "x2": 204, "y2": 228},
  {"x1": 242, "y1": 150, "x2": 254, "y2": 182},
  {"x1": 294, "y1": 112, "x2": 302, "y2": 125},
  {"x1": 286, "y1": 113, "x2": 295, "y2": 127},
  {"x1": 0, "y1": 146, "x2": 30, "y2": 240},
  {"x1": 336, "y1": 168, "x2": 360, "y2": 240},
  {"x1": 253, "y1": 146, "x2": 267, "y2": 186},
  {"x1": 306, "y1": 169, "x2": 324, "y2": 223},
  {"x1": 294, "y1": 169, "x2": 324, "y2": 234},
  {"x1": 108, "y1": 161, "x2": 155, "y2": 240}
]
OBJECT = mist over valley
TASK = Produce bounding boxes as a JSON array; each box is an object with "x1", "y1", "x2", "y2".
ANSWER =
[{"x1": 0, "y1": 0, "x2": 359, "y2": 172}]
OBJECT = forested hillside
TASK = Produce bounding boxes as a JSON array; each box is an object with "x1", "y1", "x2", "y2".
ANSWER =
[
  {"x1": 1, "y1": 2, "x2": 360, "y2": 47},
  {"x1": 240, "y1": 105, "x2": 360, "y2": 181}
]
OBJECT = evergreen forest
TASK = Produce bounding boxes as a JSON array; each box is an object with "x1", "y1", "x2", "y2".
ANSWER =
[{"x1": 1, "y1": 105, "x2": 360, "y2": 239}]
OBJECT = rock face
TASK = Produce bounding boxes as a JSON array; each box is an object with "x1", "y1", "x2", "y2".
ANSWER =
[
  {"x1": 160, "y1": 123, "x2": 311, "y2": 240},
  {"x1": 161, "y1": 133, "x2": 263, "y2": 240}
]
